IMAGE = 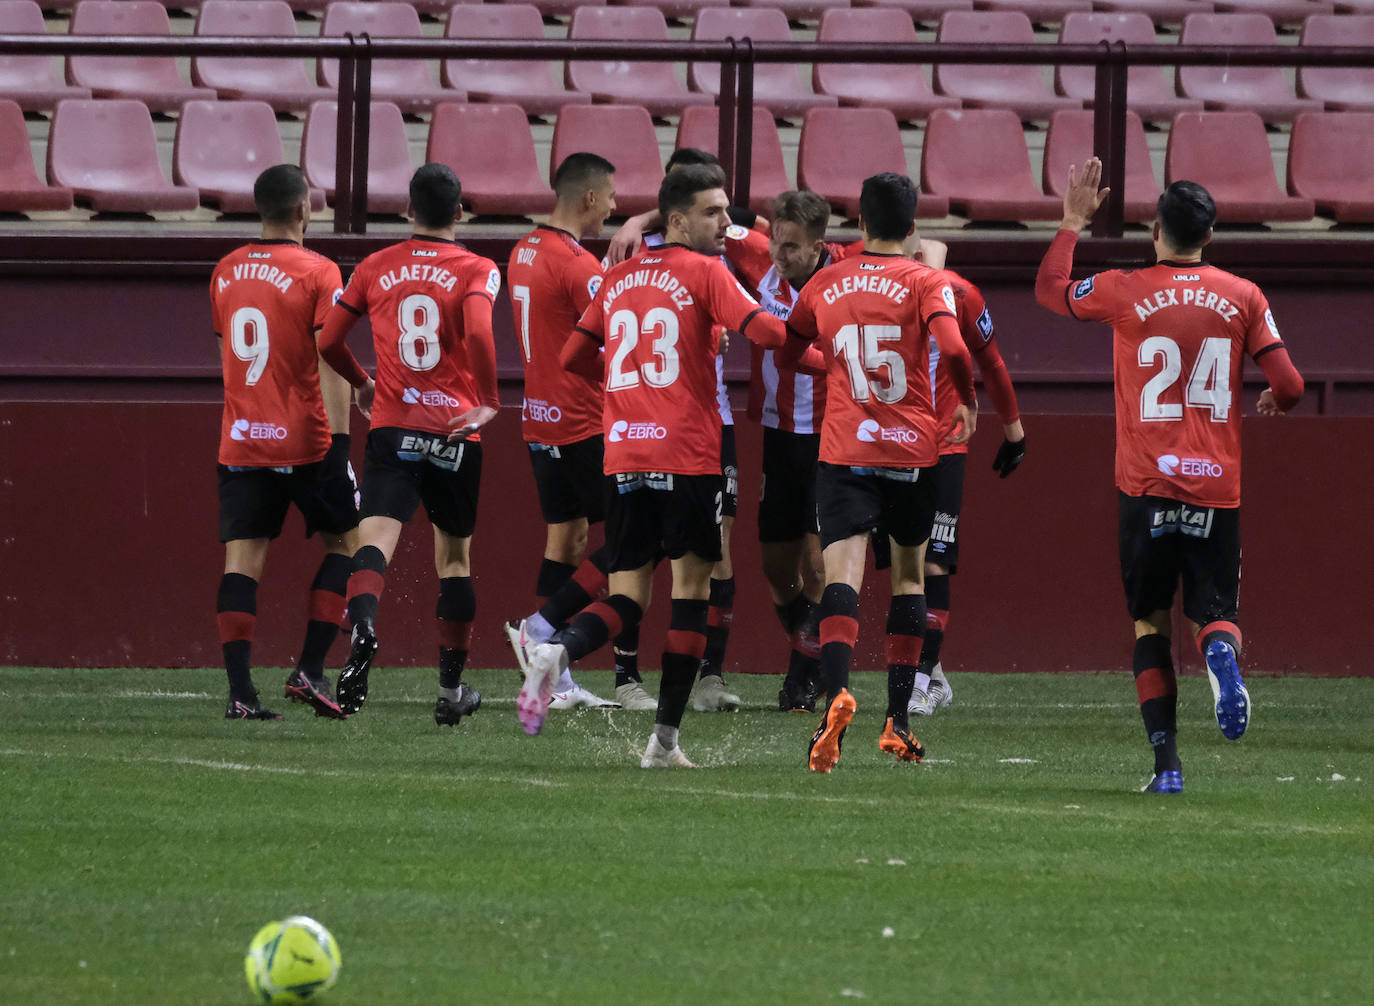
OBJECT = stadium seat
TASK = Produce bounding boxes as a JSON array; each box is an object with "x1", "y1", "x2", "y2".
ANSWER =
[
  {"x1": 973, "y1": 0, "x2": 1094, "y2": 23},
  {"x1": 1178, "y1": 14, "x2": 1324, "y2": 124},
  {"x1": 522, "y1": 0, "x2": 606, "y2": 17},
  {"x1": 174, "y1": 100, "x2": 325, "y2": 215},
  {"x1": 797, "y1": 107, "x2": 950, "y2": 218},
  {"x1": 850, "y1": 0, "x2": 974, "y2": 21},
  {"x1": 1042, "y1": 109, "x2": 1161, "y2": 222},
  {"x1": 0, "y1": 98, "x2": 74, "y2": 212},
  {"x1": 814, "y1": 9, "x2": 962, "y2": 122},
  {"x1": 1210, "y1": 0, "x2": 1333, "y2": 26},
  {"x1": 301, "y1": 101, "x2": 413, "y2": 216},
  {"x1": 921, "y1": 107, "x2": 1064, "y2": 221},
  {"x1": 1057, "y1": 13, "x2": 1203, "y2": 122},
  {"x1": 1287, "y1": 111, "x2": 1374, "y2": 222},
  {"x1": 550, "y1": 104, "x2": 662, "y2": 216},
  {"x1": 934, "y1": 12, "x2": 1085, "y2": 120},
  {"x1": 690, "y1": 8, "x2": 840, "y2": 119},
  {"x1": 425, "y1": 102, "x2": 556, "y2": 217},
  {"x1": 0, "y1": 0, "x2": 91, "y2": 113},
  {"x1": 674, "y1": 105, "x2": 793, "y2": 215},
  {"x1": 1165, "y1": 110, "x2": 1315, "y2": 222},
  {"x1": 567, "y1": 7, "x2": 713, "y2": 117},
  {"x1": 1298, "y1": 15, "x2": 1374, "y2": 113},
  {"x1": 611, "y1": 0, "x2": 728, "y2": 18},
  {"x1": 1334, "y1": 0, "x2": 1374, "y2": 10},
  {"x1": 318, "y1": 3, "x2": 454, "y2": 115},
  {"x1": 732, "y1": 0, "x2": 853, "y2": 22},
  {"x1": 67, "y1": 1, "x2": 216, "y2": 113},
  {"x1": 1087, "y1": 0, "x2": 1214, "y2": 26},
  {"x1": 47, "y1": 99, "x2": 200, "y2": 213},
  {"x1": 443, "y1": 5, "x2": 584, "y2": 117},
  {"x1": 193, "y1": 2, "x2": 334, "y2": 114}
]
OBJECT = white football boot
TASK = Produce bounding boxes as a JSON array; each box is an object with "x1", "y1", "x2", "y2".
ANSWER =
[
  {"x1": 548, "y1": 683, "x2": 621, "y2": 710},
  {"x1": 641, "y1": 733, "x2": 698, "y2": 768},
  {"x1": 614, "y1": 681, "x2": 659, "y2": 710},
  {"x1": 691, "y1": 674, "x2": 740, "y2": 712}
]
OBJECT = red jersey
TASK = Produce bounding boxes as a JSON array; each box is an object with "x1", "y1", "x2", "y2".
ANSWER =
[
  {"x1": 507, "y1": 225, "x2": 604, "y2": 445},
  {"x1": 574, "y1": 243, "x2": 775, "y2": 476},
  {"x1": 788, "y1": 253, "x2": 970, "y2": 469},
  {"x1": 931, "y1": 269, "x2": 1020, "y2": 458},
  {"x1": 337, "y1": 237, "x2": 501, "y2": 438},
  {"x1": 1040, "y1": 238, "x2": 1284, "y2": 508},
  {"x1": 210, "y1": 240, "x2": 342, "y2": 467}
]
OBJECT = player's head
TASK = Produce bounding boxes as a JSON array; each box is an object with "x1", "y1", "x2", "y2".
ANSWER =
[
  {"x1": 1155, "y1": 180, "x2": 1215, "y2": 256},
  {"x1": 665, "y1": 147, "x2": 719, "y2": 173},
  {"x1": 659, "y1": 162, "x2": 730, "y2": 255},
  {"x1": 769, "y1": 190, "x2": 830, "y2": 285},
  {"x1": 553, "y1": 152, "x2": 617, "y2": 233},
  {"x1": 410, "y1": 163, "x2": 463, "y2": 231},
  {"x1": 253, "y1": 164, "x2": 311, "y2": 231},
  {"x1": 858, "y1": 172, "x2": 919, "y2": 244}
]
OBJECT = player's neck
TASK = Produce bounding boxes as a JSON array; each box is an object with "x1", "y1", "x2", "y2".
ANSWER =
[
  {"x1": 863, "y1": 239, "x2": 906, "y2": 256},
  {"x1": 258, "y1": 224, "x2": 303, "y2": 244},
  {"x1": 544, "y1": 209, "x2": 593, "y2": 241}
]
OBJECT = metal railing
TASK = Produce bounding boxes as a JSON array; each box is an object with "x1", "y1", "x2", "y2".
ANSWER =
[{"x1": 5, "y1": 32, "x2": 1374, "y2": 236}]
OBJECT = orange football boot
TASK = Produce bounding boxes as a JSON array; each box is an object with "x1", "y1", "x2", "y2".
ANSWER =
[
  {"x1": 808, "y1": 688, "x2": 857, "y2": 773},
  {"x1": 879, "y1": 718, "x2": 925, "y2": 763}
]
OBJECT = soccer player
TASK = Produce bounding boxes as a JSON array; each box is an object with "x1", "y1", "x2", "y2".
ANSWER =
[
  {"x1": 1035, "y1": 159, "x2": 1305, "y2": 793},
  {"x1": 210, "y1": 164, "x2": 360, "y2": 721},
  {"x1": 525, "y1": 163, "x2": 795, "y2": 765},
  {"x1": 317, "y1": 163, "x2": 502, "y2": 727},
  {"x1": 786, "y1": 172, "x2": 978, "y2": 774},
  {"x1": 502, "y1": 152, "x2": 634, "y2": 714}
]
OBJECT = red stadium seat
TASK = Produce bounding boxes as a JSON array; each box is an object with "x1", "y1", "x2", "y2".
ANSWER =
[
  {"x1": 733, "y1": 0, "x2": 853, "y2": 22},
  {"x1": 1298, "y1": 15, "x2": 1374, "y2": 113},
  {"x1": 1178, "y1": 13, "x2": 1323, "y2": 124},
  {"x1": 675, "y1": 105, "x2": 793, "y2": 214},
  {"x1": 521, "y1": 0, "x2": 606, "y2": 17},
  {"x1": 301, "y1": 101, "x2": 413, "y2": 216},
  {"x1": 934, "y1": 12, "x2": 1084, "y2": 120},
  {"x1": 426, "y1": 102, "x2": 556, "y2": 217},
  {"x1": 67, "y1": 1, "x2": 216, "y2": 113},
  {"x1": 0, "y1": 98, "x2": 73, "y2": 212},
  {"x1": 174, "y1": 100, "x2": 325, "y2": 215},
  {"x1": 1334, "y1": 0, "x2": 1374, "y2": 10},
  {"x1": 443, "y1": 5, "x2": 584, "y2": 117},
  {"x1": 1165, "y1": 110, "x2": 1315, "y2": 222},
  {"x1": 850, "y1": 0, "x2": 974, "y2": 21},
  {"x1": 1086, "y1": 0, "x2": 1214, "y2": 26},
  {"x1": 550, "y1": 105, "x2": 663, "y2": 216},
  {"x1": 1042, "y1": 109, "x2": 1161, "y2": 222},
  {"x1": 1287, "y1": 111, "x2": 1374, "y2": 222},
  {"x1": 921, "y1": 107, "x2": 1064, "y2": 221},
  {"x1": 1057, "y1": 13, "x2": 1202, "y2": 122},
  {"x1": 567, "y1": 7, "x2": 713, "y2": 117},
  {"x1": 690, "y1": 8, "x2": 839, "y2": 119},
  {"x1": 193, "y1": 1, "x2": 333, "y2": 114},
  {"x1": 814, "y1": 9, "x2": 961, "y2": 122},
  {"x1": 1210, "y1": 0, "x2": 1333, "y2": 26},
  {"x1": 318, "y1": 3, "x2": 455, "y2": 115},
  {"x1": 973, "y1": 0, "x2": 1094, "y2": 23},
  {"x1": 0, "y1": 0, "x2": 91, "y2": 113},
  {"x1": 797, "y1": 107, "x2": 950, "y2": 218},
  {"x1": 48, "y1": 99, "x2": 199, "y2": 213}
]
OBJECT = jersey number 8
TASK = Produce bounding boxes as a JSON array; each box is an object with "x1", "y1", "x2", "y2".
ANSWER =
[{"x1": 398, "y1": 293, "x2": 441, "y2": 372}]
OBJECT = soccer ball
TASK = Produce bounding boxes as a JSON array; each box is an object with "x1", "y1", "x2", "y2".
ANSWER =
[{"x1": 243, "y1": 915, "x2": 341, "y2": 1004}]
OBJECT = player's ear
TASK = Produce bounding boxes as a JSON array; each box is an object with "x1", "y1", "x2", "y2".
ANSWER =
[{"x1": 1200, "y1": 228, "x2": 1213, "y2": 250}]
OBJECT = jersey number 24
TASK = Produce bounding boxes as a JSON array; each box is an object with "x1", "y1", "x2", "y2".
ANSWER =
[{"x1": 1139, "y1": 335, "x2": 1231, "y2": 423}]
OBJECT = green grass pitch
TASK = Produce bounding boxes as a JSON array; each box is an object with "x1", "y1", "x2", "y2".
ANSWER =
[{"x1": 3, "y1": 667, "x2": 1371, "y2": 1005}]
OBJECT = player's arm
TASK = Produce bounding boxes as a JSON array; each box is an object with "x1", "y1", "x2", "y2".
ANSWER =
[
  {"x1": 961, "y1": 287, "x2": 1026, "y2": 476},
  {"x1": 706, "y1": 261, "x2": 788, "y2": 349},
  {"x1": 449, "y1": 271, "x2": 502, "y2": 441},
  {"x1": 930, "y1": 311, "x2": 977, "y2": 445},
  {"x1": 318, "y1": 298, "x2": 376, "y2": 418},
  {"x1": 1255, "y1": 346, "x2": 1304, "y2": 415},
  {"x1": 1036, "y1": 158, "x2": 1111, "y2": 319},
  {"x1": 562, "y1": 295, "x2": 607, "y2": 382},
  {"x1": 317, "y1": 349, "x2": 353, "y2": 435},
  {"x1": 606, "y1": 209, "x2": 660, "y2": 265}
]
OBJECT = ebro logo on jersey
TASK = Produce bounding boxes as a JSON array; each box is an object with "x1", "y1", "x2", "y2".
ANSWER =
[
  {"x1": 856, "y1": 419, "x2": 920, "y2": 444},
  {"x1": 230, "y1": 419, "x2": 288, "y2": 441},
  {"x1": 402, "y1": 387, "x2": 462, "y2": 408},
  {"x1": 608, "y1": 420, "x2": 668, "y2": 443},
  {"x1": 524, "y1": 398, "x2": 563, "y2": 424},
  {"x1": 1157, "y1": 454, "x2": 1224, "y2": 478}
]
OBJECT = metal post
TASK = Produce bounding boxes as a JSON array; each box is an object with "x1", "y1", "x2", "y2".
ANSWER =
[
  {"x1": 333, "y1": 34, "x2": 355, "y2": 235},
  {"x1": 717, "y1": 38, "x2": 737, "y2": 191},
  {"x1": 1090, "y1": 41, "x2": 1111, "y2": 239},
  {"x1": 734, "y1": 38, "x2": 754, "y2": 213},
  {"x1": 349, "y1": 34, "x2": 372, "y2": 235},
  {"x1": 1105, "y1": 41, "x2": 1129, "y2": 238}
]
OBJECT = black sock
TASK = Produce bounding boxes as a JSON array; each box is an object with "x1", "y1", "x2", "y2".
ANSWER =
[
  {"x1": 818, "y1": 583, "x2": 860, "y2": 699},
  {"x1": 614, "y1": 622, "x2": 642, "y2": 686},
  {"x1": 535, "y1": 558, "x2": 577, "y2": 601},
  {"x1": 217, "y1": 572, "x2": 258, "y2": 700},
  {"x1": 886, "y1": 594, "x2": 926, "y2": 730},
  {"x1": 298, "y1": 552, "x2": 352, "y2": 680},
  {"x1": 437, "y1": 576, "x2": 476, "y2": 690},
  {"x1": 921, "y1": 573, "x2": 950, "y2": 667},
  {"x1": 346, "y1": 545, "x2": 388, "y2": 631},
  {"x1": 556, "y1": 594, "x2": 642, "y2": 663},
  {"x1": 658, "y1": 598, "x2": 708, "y2": 728},
  {"x1": 700, "y1": 576, "x2": 735, "y2": 680},
  {"x1": 1134, "y1": 633, "x2": 1181, "y2": 774},
  {"x1": 537, "y1": 547, "x2": 609, "y2": 630}
]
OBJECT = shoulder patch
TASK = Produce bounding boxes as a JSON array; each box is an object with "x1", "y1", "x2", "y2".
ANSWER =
[
  {"x1": 725, "y1": 224, "x2": 749, "y2": 241},
  {"x1": 332, "y1": 287, "x2": 343, "y2": 304},
  {"x1": 1072, "y1": 276, "x2": 1096, "y2": 300},
  {"x1": 1264, "y1": 309, "x2": 1281, "y2": 341},
  {"x1": 975, "y1": 307, "x2": 994, "y2": 341},
  {"x1": 485, "y1": 268, "x2": 501, "y2": 298},
  {"x1": 941, "y1": 285, "x2": 957, "y2": 314},
  {"x1": 587, "y1": 274, "x2": 602, "y2": 299}
]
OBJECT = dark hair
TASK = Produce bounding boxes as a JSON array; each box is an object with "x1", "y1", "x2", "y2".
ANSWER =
[
  {"x1": 666, "y1": 147, "x2": 719, "y2": 173},
  {"x1": 253, "y1": 164, "x2": 310, "y2": 224},
  {"x1": 771, "y1": 190, "x2": 831, "y2": 241},
  {"x1": 552, "y1": 152, "x2": 616, "y2": 201},
  {"x1": 1156, "y1": 180, "x2": 1216, "y2": 252},
  {"x1": 658, "y1": 162, "x2": 728, "y2": 220},
  {"x1": 858, "y1": 172, "x2": 918, "y2": 242},
  {"x1": 410, "y1": 162, "x2": 463, "y2": 229}
]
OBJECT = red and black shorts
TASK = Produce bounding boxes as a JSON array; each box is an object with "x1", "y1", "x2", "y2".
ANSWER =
[
  {"x1": 603, "y1": 471, "x2": 724, "y2": 572},
  {"x1": 816, "y1": 461, "x2": 938, "y2": 551},
  {"x1": 1118, "y1": 492, "x2": 1241, "y2": 625},
  {"x1": 360, "y1": 427, "x2": 482, "y2": 539},
  {"x1": 924, "y1": 453, "x2": 966, "y2": 573},
  {"x1": 758, "y1": 427, "x2": 820, "y2": 543},
  {"x1": 528, "y1": 434, "x2": 606, "y2": 526},
  {"x1": 218, "y1": 436, "x2": 359, "y2": 542}
]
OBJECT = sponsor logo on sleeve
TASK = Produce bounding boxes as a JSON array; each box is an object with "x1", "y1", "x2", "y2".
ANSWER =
[
  {"x1": 587, "y1": 275, "x2": 602, "y2": 299},
  {"x1": 332, "y1": 287, "x2": 343, "y2": 304},
  {"x1": 941, "y1": 286, "x2": 957, "y2": 313},
  {"x1": 1264, "y1": 309, "x2": 1281, "y2": 341},
  {"x1": 725, "y1": 225, "x2": 749, "y2": 241},
  {"x1": 975, "y1": 307, "x2": 994, "y2": 341},
  {"x1": 1072, "y1": 276, "x2": 1095, "y2": 300},
  {"x1": 485, "y1": 268, "x2": 501, "y2": 297}
]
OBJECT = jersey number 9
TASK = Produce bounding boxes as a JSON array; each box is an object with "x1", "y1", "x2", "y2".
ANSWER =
[{"x1": 230, "y1": 306, "x2": 270, "y2": 386}]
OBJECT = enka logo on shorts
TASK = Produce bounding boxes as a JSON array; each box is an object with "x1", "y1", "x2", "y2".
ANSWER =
[
  {"x1": 856, "y1": 419, "x2": 919, "y2": 444},
  {"x1": 230, "y1": 419, "x2": 288, "y2": 441},
  {"x1": 402, "y1": 386, "x2": 462, "y2": 408},
  {"x1": 524, "y1": 398, "x2": 563, "y2": 424},
  {"x1": 1157, "y1": 453, "x2": 1223, "y2": 478},
  {"x1": 608, "y1": 419, "x2": 667, "y2": 443}
]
